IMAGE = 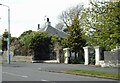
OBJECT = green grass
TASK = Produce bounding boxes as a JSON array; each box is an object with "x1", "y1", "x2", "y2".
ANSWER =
[
  {"x1": 0, "y1": 62, "x2": 3, "y2": 64},
  {"x1": 64, "y1": 69, "x2": 120, "y2": 79}
]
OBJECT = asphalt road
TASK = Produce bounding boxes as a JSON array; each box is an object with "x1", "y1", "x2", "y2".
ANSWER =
[{"x1": 2, "y1": 62, "x2": 119, "y2": 82}]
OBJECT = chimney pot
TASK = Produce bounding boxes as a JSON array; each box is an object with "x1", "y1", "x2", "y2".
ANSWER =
[
  {"x1": 47, "y1": 18, "x2": 49, "y2": 22},
  {"x1": 38, "y1": 24, "x2": 40, "y2": 30}
]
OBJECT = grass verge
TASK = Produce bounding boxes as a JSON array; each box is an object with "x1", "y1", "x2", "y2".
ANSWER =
[
  {"x1": 64, "y1": 69, "x2": 120, "y2": 79},
  {"x1": 0, "y1": 62, "x2": 3, "y2": 64}
]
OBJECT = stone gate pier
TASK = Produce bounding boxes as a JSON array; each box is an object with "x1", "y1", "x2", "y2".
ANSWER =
[
  {"x1": 63, "y1": 48, "x2": 70, "y2": 64},
  {"x1": 83, "y1": 46, "x2": 90, "y2": 65},
  {"x1": 83, "y1": 46, "x2": 101, "y2": 66}
]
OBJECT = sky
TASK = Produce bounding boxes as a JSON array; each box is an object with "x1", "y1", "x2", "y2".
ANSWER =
[{"x1": 0, "y1": 0, "x2": 89, "y2": 37}]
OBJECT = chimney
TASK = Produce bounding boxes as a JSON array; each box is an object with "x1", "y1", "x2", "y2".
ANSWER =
[
  {"x1": 5, "y1": 29, "x2": 7, "y2": 32},
  {"x1": 46, "y1": 18, "x2": 51, "y2": 26},
  {"x1": 47, "y1": 18, "x2": 49, "y2": 22},
  {"x1": 38, "y1": 24, "x2": 40, "y2": 30}
]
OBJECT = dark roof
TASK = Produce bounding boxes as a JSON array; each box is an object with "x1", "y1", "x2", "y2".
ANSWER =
[{"x1": 38, "y1": 24, "x2": 67, "y2": 38}]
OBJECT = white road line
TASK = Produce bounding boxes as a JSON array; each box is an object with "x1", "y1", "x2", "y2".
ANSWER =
[
  {"x1": 2, "y1": 72, "x2": 28, "y2": 78},
  {"x1": 41, "y1": 79, "x2": 48, "y2": 81},
  {"x1": 21, "y1": 76, "x2": 28, "y2": 78}
]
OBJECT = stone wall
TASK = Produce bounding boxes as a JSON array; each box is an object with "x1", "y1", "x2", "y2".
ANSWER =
[
  {"x1": 104, "y1": 49, "x2": 120, "y2": 67},
  {"x1": 54, "y1": 43, "x2": 64, "y2": 63},
  {"x1": 2, "y1": 51, "x2": 32, "y2": 63}
]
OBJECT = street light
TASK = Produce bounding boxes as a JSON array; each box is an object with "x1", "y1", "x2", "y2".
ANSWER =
[{"x1": 0, "y1": 3, "x2": 11, "y2": 64}]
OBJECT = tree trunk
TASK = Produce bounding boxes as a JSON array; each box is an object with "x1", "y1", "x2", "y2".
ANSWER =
[{"x1": 75, "y1": 52, "x2": 77, "y2": 63}]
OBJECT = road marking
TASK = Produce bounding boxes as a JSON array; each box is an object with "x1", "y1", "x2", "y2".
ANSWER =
[
  {"x1": 21, "y1": 76, "x2": 28, "y2": 78},
  {"x1": 41, "y1": 79, "x2": 48, "y2": 81},
  {"x1": 2, "y1": 72, "x2": 28, "y2": 78}
]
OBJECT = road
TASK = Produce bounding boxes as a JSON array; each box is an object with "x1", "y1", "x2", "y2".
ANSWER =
[{"x1": 2, "y1": 62, "x2": 119, "y2": 82}]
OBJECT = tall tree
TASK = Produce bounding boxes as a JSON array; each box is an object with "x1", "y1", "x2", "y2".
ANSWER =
[
  {"x1": 0, "y1": 35, "x2": 2, "y2": 46},
  {"x1": 67, "y1": 17, "x2": 85, "y2": 62},
  {"x1": 18, "y1": 30, "x2": 35, "y2": 56},
  {"x1": 82, "y1": 1, "x2": 120, "y2": 50},
  {"x1": 18, "y1": 30, "x2": 52, "y2": 58},
  {"x1": 58, "y1": 4, "x2": 84, "y2": 32},
  {"x1": 30, "y1": 32, "x2": 52, "y2": 60},
  {"x1": 2, "y1": 31, "x2": 8, "y2": 51},
  {"x1": 18, "y1": 30, "x2": 33, "y2": 49}
]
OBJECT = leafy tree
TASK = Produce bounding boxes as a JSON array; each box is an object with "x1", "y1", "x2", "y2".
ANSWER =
[
  {"x1": 2, "y1": 31, "x2": 8, "y2": 51},
  {"x1": 0, "y1": 35, "x2": 2, "y2": 50},
  {"x1": 11, "y1": 37, "x2": 18, "y2": 44},
  {"x1": 0, "y1": 35, "x2": 2, "y2": 45},
  {"x1": 19, "y1": 30, "x2": 33, "y2": 39},
  {"x1": 82, "y1": 1, "x2": 120, "y2": 50},
  {"x1": 51, "y1": 35, "x2": 68, "y2": 49},
  {"x1": 1, "y1": 31, "x2": 12, "y2": 51},
  {"x1": 30, "y1": 32, "x2": 52, "y2": 60},
  {"x1": 18, "y1": 30, "x2": 33, "y2": 49},
  {"x1": 18, "y1": 30, "x2": 35, "y2": 56},
  {"x1": 67, "y1": 17, "x2": 85, "y2": 62},
  {"x1": 18, "y1": 30, "x2": 52, "y2": 59},
  {"x1": 51, "y1": 35, "x2": 61, "y2": 44},
  {"x1": 60, "y1": 38, "x2": 68, "y2": 48}
]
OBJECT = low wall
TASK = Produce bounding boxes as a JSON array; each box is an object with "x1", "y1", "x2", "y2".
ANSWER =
[
  {"x1": 103, "y1": 49, "x2": 120, "y2": 67},
  {"x1": 11, "y1": 56, "x2": 32, "y2": 62},
  {"x1": 2, "y1": 51, "x2": 32, "y2": 63}
]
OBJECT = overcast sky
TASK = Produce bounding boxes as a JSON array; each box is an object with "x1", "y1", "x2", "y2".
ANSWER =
[{"x1": 0, "y1": 0, "x2": 89, "y2": 37}]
